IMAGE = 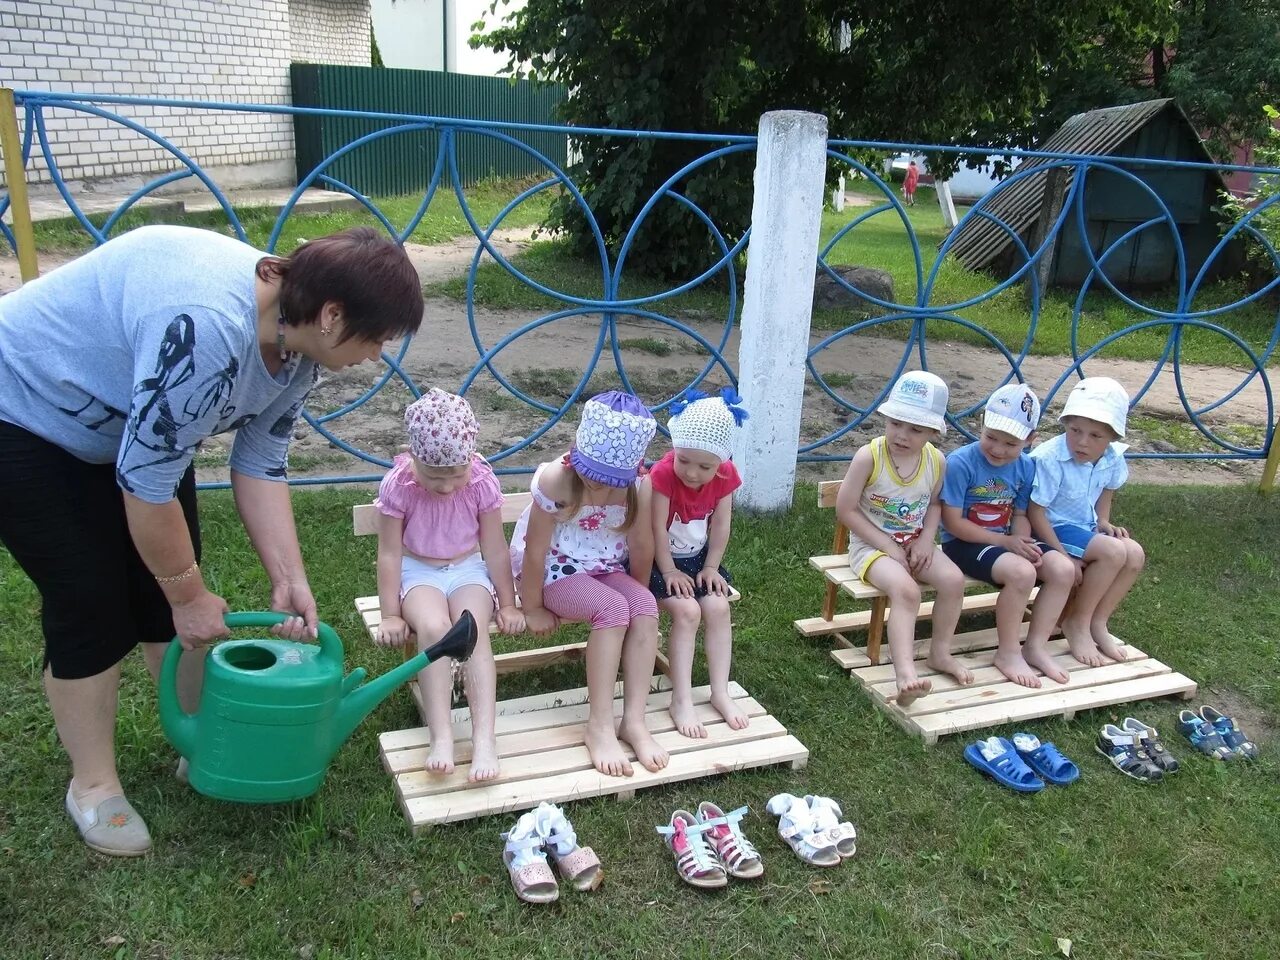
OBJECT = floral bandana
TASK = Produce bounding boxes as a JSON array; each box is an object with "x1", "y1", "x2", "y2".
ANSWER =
[
  {"x1": 405, "y1": 388, "x2": 479, "y2": 467},
  {"x1": 570, "y1": 391, "x2": 657, "y2": 486}
]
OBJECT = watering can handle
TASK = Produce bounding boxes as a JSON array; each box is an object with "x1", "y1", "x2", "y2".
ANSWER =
[{"x1": 159, "y1": 612, "x2": 345, "y2": 704}]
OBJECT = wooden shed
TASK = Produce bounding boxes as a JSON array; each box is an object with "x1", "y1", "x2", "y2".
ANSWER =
[{"x1": 947, "y1": 99, "x2": 1236, "y2": 290}]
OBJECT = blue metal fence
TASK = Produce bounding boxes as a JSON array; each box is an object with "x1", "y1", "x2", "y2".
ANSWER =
[{"x1": 2, "y1": 90, "x2": 1277, "y2": 486}]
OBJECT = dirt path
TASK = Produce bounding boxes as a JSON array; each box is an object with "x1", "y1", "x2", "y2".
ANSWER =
[{"x1": 3, "y1": 232, "x2": 1270, "y2": 488}]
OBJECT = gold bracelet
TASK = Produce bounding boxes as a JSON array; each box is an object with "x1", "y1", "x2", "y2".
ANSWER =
[{"x1": 155, "y1": 561, "x2": 199, "y2": 584}]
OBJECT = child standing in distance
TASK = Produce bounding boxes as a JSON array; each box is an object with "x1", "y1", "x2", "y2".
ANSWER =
[
  {"x1": 903, "y1": 160, "x2": 920, "y2": 206},
  {"x1": 1029, "y1": 377, "x2": 1145, "y2": 666},
  {"x1": 510, "y1": 391, "x2": 666, "y2": 778},
  {"x1": 940, "y1": 384, "x2": 1077, "y2": 688},
  {"x1": 644, "y1": 388, "x2": 748, "y2": 739},
  {"x1": 835, "y1": 371, "x2": 966, "y2": 706},
  {"x1": 373, "y1": 389, "x2": 524, "y2": 782}
]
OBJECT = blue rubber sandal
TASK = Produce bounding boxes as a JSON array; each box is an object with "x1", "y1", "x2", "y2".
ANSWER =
[
  {"x1": 964, "y1": 736, "x2": 1045, "y2": 793},
  {"x1": 1011, "y1": 732, "x2": 1080, "y2": 785},
  {"x1": 1200, "y1": 705, "x2": 1259, "y2": 761}
]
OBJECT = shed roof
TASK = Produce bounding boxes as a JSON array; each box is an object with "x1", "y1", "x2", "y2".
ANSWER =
[{"x1": 946, "y1": 99, "x2": 1217, "y2": 271}]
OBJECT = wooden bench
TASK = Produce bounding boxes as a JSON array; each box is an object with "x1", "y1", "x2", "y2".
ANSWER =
[
  {"x1": 793, "y1": 480, "x2": 1028, "y2": 665},
  {"x1": 352, "y1": 493, "x2": 740, "y2": 681}
]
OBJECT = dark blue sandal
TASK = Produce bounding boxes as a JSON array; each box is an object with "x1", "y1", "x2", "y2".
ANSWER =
[
  {"x1": 1096, "y1": 724, "x2": 1163, "y2": 782},
  {"x1": 1200, "y1": 705, "x2": 1259, "y2": 761},
  {"x1": 1178, "y1": 709, "x2": 1235, "y2": 761},
  {"x1": 1011, "y1": 733, "x2": 1080, "y2": 785},
  {"x1": 964, "y1": 737, "x2": 1045, "y2": 792},
  {"x1": 1122, "y1": 717, "x2": 1179, "y2": 774}
]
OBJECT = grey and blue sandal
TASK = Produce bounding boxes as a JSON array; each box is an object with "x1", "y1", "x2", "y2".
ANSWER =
[
  {"x1": 1096, "y1": 725, "x2": 1163, "y2": 782},
  {"x1": 1177, "y1": 708, "x2": 1235, "y2": 761},
  {"x1": 1121, "y1": 717, "x2": 1180, "y2": 774},
  {"x1": 1200, "y1": 706, "x2": 1259, "y2": 761}
]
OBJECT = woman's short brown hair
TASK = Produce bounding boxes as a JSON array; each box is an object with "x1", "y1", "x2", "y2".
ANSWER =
[{"x1": 257, "y1": 227, "x2": 423, "y2": 343}]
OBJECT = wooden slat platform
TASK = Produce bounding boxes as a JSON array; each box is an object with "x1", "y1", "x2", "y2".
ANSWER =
[
  {"x1": 831, "y1": 625, "x2": 1197, "y2": 744},
  {"x1": 378, "y1": 680, "x2": 809, "y2": 831}
]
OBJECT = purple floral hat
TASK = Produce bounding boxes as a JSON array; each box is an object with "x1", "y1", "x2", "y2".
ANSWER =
[{"x1": 569, "y1": 391, "x2": 657, "y2": 487}]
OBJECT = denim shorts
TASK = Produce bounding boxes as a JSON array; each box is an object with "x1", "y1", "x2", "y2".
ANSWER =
[
  {"x1": 401, "y1": 551, "x2": 494, "y2": 600},
  {"x1": 1052, "y1": 523, "x2": 1097, "y2": 559}
]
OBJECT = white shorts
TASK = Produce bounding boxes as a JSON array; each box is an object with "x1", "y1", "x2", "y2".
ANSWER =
[{"x1": 401, "y1": 552, "x2": 494, "y2": 601}]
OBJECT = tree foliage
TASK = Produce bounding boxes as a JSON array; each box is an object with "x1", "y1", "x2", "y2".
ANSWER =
[
  {"x1": 1221, "y1": 106, "x2": 1280, "y2": 273},
  {"x1": 476, "y1": 0, "x2": 1274, "y2": 278}
]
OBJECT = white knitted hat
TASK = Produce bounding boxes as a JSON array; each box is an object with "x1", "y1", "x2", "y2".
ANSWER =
[
  {"x1": 984, "y1": 383, "x2": 1041, "y2": 441},
  {"x1": 667, "y1": 387, "x2": 749, "y2": 462}
]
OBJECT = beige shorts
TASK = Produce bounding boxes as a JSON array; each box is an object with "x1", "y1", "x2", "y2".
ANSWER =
[{"x1": 847, "y1": 535, "x2": 890, "y2": 582}]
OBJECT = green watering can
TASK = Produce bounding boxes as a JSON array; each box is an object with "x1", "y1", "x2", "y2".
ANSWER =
[{"x1": 159, "y1": 610, "x2": 477, "y2": 803}]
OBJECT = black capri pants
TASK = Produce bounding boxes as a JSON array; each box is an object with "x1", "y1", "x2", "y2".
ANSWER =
[{"x1": 0, "y1": 419, "x2": 201, "y2": 679}]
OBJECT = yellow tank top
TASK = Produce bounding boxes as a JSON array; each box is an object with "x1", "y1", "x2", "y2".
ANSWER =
[{"x1": 857, "y1": 436, "x2": 943, "y2": 544}]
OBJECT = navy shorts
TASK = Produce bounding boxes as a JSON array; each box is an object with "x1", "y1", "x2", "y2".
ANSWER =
[
  {"x1": 642, "y1": 545, "x2": 733, "y2": 600},
  {"x1": 941, "y1": 538, "x2": 1050, "y2": 586}
]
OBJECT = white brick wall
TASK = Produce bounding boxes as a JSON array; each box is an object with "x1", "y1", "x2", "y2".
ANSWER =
[{"x1": 0, "y1": 0, "x2": 370, "y2": 187}]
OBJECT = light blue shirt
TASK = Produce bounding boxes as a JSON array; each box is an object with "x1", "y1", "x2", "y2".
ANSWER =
[
  {"x1": 1030, "y1": 433, "x2": 1128, "y2": 528},
  {"x1": 0, "y1": 226, "x2": 317, "y2": 503}
]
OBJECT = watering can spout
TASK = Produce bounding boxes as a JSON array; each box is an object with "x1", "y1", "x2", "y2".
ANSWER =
[{"x1": 330, "y1": 611, "x2": 478, "y2": 753}]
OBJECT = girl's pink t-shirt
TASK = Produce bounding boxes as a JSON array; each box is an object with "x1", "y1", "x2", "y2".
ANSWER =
[{"x1": 374, "y1": 453, "x2": 503, "y2": 559}]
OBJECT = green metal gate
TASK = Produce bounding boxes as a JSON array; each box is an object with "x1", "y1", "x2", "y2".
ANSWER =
[{"x1": 291, "y1": 64, "x2": 567, "y2": 195}]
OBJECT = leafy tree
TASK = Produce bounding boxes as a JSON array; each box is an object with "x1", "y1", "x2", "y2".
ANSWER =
[
  {"x1": 1221, "y1": 106, "x2": 1280, "y2": 273},
  {"x1": 477, "y1": 1, "x2": 1175, "y2": 278}
]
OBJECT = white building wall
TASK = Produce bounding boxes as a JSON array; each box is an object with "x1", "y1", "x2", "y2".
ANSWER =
[
  {"x1": 371, "y1": 0, "x2": 522, "y2": 76},
  {"x1": 0, "y1": 0, "x2": 369, "y2": 188}
]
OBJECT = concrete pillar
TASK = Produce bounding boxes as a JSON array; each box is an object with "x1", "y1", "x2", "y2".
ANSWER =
[
  {"x1": 832, "y1": 173, "x2": 846, "y2": 212},
  {"x1": 936, "y1": 178, "x2": 958, "y2": 229},
  {"x1": 733, "y1": 110, "x2": 829, "y2": 512}
]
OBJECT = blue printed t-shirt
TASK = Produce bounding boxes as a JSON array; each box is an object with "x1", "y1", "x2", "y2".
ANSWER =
[
  {"x1": 939, "y1": 442, "x2": 1034, "y2": 542},
  {"x1": 0, "y1": 225, "x2": 318, "y2": 503},
  {"x1": 1029, "y1": 433, "x2": 1129, "y2": 528}
]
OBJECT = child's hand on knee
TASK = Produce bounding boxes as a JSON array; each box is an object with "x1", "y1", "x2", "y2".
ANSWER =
[
  {"x1": 662, "y1": 569, "x2": 696, "y2": 598},
  {"x1": 495, "y1": 605, "x2": 525, "y2": 635},
  {"x1": 523, "y1": 606, "x2": 559, "y2": 636},
  {"x1": 1005, "y1": 535, "x2": 1043, "y2": 563},
  {"x1": 905, "y1": 539, "x2": 933, "y2": 574},
  {"x1": 377, "y1": 615, "x2": 409, "y2": 647},
  {"x1": 696, "y1": 567, "x2": 728, "y2": 596}
]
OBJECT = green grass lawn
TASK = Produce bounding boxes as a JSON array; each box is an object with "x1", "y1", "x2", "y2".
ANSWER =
[
  {"x1": 29, "y1": 178, "x2": 554, "y2": 256},
  {"x1": 425, "y1": 179, "x2": 1279, "y2": 369},
  {"x1": 1, "y1": 484, "x2": 1277, "y2": 959}
]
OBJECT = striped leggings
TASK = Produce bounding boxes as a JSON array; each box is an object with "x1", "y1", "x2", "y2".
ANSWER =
[{"x1": 541, "y1": 571, "x2": 658, "y2": 630}]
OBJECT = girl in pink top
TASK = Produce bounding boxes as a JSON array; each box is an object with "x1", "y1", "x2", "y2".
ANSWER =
[{"x1": 373, "y1": 389, "x2": 524, "y2": 782}]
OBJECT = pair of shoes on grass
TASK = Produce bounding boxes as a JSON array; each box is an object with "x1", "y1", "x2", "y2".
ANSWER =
[
  {"x1": 1097, "y1": 718, "x2": 1180, "y2": 782},
  {"x1": 1178, "y1": 705, "x2": 1259, "y2": 762},
  {"x1": 965, "y1": 734, "x2": 1081, "y2": 793},
  {"x1": 657, "y1": 802, "x2": 764, "y2": 888},
  {"x1": 764, "y1": 794, "x2": 857, "y2": 867},
  {"x1": 502, "y1": 801, "x2": 603, "y2": 904}
]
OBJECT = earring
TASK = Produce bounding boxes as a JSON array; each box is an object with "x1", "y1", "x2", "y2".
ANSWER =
[{"x1": 320, "y1": 325, "x2": 333, "y2": 336}]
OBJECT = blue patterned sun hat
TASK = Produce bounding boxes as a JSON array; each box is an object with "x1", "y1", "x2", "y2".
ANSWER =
[{"x1": 570, "y1": 391, "x2": 657, "y2": 486}]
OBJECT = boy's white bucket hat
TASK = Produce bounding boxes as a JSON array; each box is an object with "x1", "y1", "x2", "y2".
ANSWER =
[
  {"x1": 984, "y1": 382, "x2": 1041, "y2": 441},
  {"x1": 877, "y1": 371, "x2": 949, "y2": 434},
  {"x1": 1059, "y1": 377, "x2": 1129, "y2": 438}
]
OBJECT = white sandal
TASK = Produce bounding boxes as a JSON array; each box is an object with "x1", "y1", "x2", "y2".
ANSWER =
[
  {"x1": 804, "y1": 795, "x2": 857, "y2": 859},
  {"x1": 765, "y1": 793, "x2": 840, "y2": 867},
  {"x1": 532, "y1": 802, "x2": 603, "y2": 891},
  {"x1": 695, "y1": 802, "x2": 763, "y2": 879}
]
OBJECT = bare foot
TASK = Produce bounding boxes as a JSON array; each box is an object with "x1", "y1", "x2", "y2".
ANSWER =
[
  {"x1": 425, "y1": 734, "x2": 455, "y2": 775},
  {"x1": 993, "y1": 651, "x2": 1042, "y2": 688},
  {"x1": 1063, "y1": 617, "x2": 1110, "y2": 667},
  {"x1": 1090, "y1": 623, "x2": 1126, "y2": 661},
  {"x1": 585, "y1": 724, "x2": 633, "y2": 777},
  {"x1": 618, "y1": 718, "x2": 669, "y2": 772},
  {"x1": 710, "y1": 690, "x2": 750, "y2": 730},
  {"x1": 926, "y1": 650, "x2": 974, "y2": 685},
  {"x1": 895, "y1": 672, "x2": 933, "y2": 708},
  {"x1": 669, "y1": 697, "x2": 708, "y2": 739},
  {"x1": 467, "y1": 734, "x2": 500, "y2": 783},
  {"x1": 1022, "y1": 639, "x2": 1070, "y2": 684}
]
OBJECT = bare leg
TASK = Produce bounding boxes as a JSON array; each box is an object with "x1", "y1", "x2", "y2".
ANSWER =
[
  {"x1": 918, "y1": 549, "x2": 973, "y2": 685},
  {"x1": 583, "y1": 623, "x2": 631, "y2": 776},
  {"x1": 1023, "y1": 551, "x2": 1075, "y2": 683},
  {"x1": 1062, "y1": 537, "x2": 1126, "y2": 666},
  {"x1": 449, "y1": 586, "x2": 499, "y2": 782},
  {"x1": 1089, "y1": 538, "x2": 1144, "y2": 659},
  {"x1": 661, "y1": 596, "x2": 706, "y2": 738},
  {"x1": 864, "y1": 558, "x2": 930, "y2": 706},
  {"x1": 402, "y1": 587, "x2": 457, "y2": 774},
  {"x1": 617, "y1": 614, "x2": 668, "y2": 772},
  {"x1": 701, "y1": 593, "x2": 747, "y2": 729},
  {"x1": 45, "y1": 664, "x2": 126, "y2": 811},
  {"x1": 986, "y1": 554, "x2": 1043, "y2": 687}
]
